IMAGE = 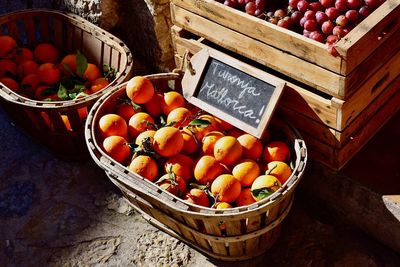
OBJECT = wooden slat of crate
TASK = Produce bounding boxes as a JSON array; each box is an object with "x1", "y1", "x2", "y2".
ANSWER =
[
  {"x1": 171, "y1": 26, "x2": 400, "y2": 134},
  {"x1": 171, "y1": 1, "x2": 400, "y2": 99}
]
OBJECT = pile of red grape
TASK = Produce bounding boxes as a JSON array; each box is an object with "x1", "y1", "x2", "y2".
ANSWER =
[{"x1": 217, "y1": 0, "x2": 384, "y2": 49}]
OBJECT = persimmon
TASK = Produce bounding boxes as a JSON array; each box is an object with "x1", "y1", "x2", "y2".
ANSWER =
[
  {"x1": 0, "y1": 35, "x2": 17, "y2": 59},
  {"x1": 266, "y1": 161, "x2": 292, "y2": 184},
  {"x1": 251, "y1": 175, "x2": 281, "y2": 201},
  {"x1": 153, "y1": 126, "x2": 184, "y2": 157},
  {"x1": 102, "y1": 135, "x2": 131, "y2": 164},
  {"x1": 180, "y1": 128, "x2": 199, "y2": 155},
  {"x1": 98, "y1": 113, "x2": 128, "y2": 139},
  {"x1": 194, "y1": 155, "x2": 224, "y2": 185},
  {"x1": 59, "y1": 54, "x2": 77, "y2": 75},
  {"x1": 0, "y1": 77, "x2": 19, "y2": 92},
  {"x1": 34, "y1": 85, "x2": 55, "y2": 100},
  {"x1": 237, "y1": 134, "x2": 263, "y2": 160},
  {"x1": 13, "y1": 47, "x2": 33, "y2": 64},
  {"x1": 143, "y1": 93, "x2": 163, "y2": 117},
  {"x1": 34, "y1": 43, "x2": 59, "y2": 63},
  {"x1": 20, "y1": 74, "x2": 39, "y2": 95},
  {"x1": 116, "y1": 102, "x2": 136, "y2": 122},
  {"x1": 184, "y1": 188, "x2": 209, "y2": 207},
  {"x1": 214, "y1": 136, "x2": 243, "y2": 166},
  {"x1": 128, "y1": 112, "x2": 155, "y2": 138},
  {"x1": 37, "y1": 63, "x2": 61, "y2": 85},
  {"x1": 17, "y1": 60, "x2": 39, "y2": 79},
  {"x1": 128, "y1": 155, "x2": 158, "y2": 182},
  {"x1": 90, "y1": 77, "x2": 109, "y2": 93},
  {"x1": 83, "y1": 63, "x2": 102, "y2": 83},
  {"x1": 211, "y1": 174, "x2": 241, "y2": 203},
  {"x1": 262, "y1": 141, "x2": 291, "y2": 163},
  {"x1": 126, "y1": 76, "x2": 154, "y2": 104},
  {"x1": 164, "y1": 154, "x2": 194, "y2": 182},
  {"x1": 161, "y1": 91, "x2": 185, "y2": 115},
  {"x1": 232, "y1": 159, "x2": 260, "y2": 187},
  {"x1": 156, "y1": 173, "x2": 187, "y2": 197},
  {"x1": 0, "y1": 59, "x2": 17, "y2": 78}
]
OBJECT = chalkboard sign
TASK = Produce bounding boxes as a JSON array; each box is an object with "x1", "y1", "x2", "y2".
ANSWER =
[{"x1": 182, "y1": 48, "x2": 285, "y2": 138}]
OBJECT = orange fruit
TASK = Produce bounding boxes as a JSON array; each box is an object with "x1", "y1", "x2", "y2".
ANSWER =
[
  {"x1": 237, "y1": 134, "x2": 263, "y2": 160},
  {"x1": 128, "y1": 112, "x2": 155, "y2": 138},
  {"x1": 21, "y1": 74, "x2": 40, "y2": 95},
  {"x1": 126, "y1": 76, "x2": 154, "y2": 104},
  {"x1": 17, "y1": 60, "x2": 39, "y2": 79},
  {"x1": 262, "y1": 141, "x2": 291, "y2": 163},
  {"x1": 102, "y1": 135, "x2": 131, "y2": 164},
  {"x1": 90, "y1": 77, "x2": 109, "y2": 93},
  {"x1": 116, "y1": 102, "x2": 137, "y2": 122},
  {"x1": 232, "y1": 159, "x2": 260, "y2": 187},
  {"x1": 156, "y1": 173, "x2": 187, "y2": 197},
  {"x1": 214, "y1": 116, "x2": 234, "y2": 131},
  {"x1": 191, "y1": 114, "x2": 220, "y2": 141},
  {"x1": 34, "y1": 85, "x2": 55, "y2": 100},
  {"x1": 0, "y1": 77, "x2": 19, "y2": 92},
  {"x1": 184, "y1": 188, "x2": 209, "y2": 207},
  {"x1": 38, "y1": 63, "x2": 61, "y2": 85},
  {"x1": 0, "y1": 59, "x2": 17, "y2": 78},
  {"x1": 34, "y1": 43, "x2": 59, "y2": 63},
  {"x1": 128, "y1": 155, "x2": 158, "y2": 182},
  {"x1": 235, "y1": 188, "x2": 256, "y2": 206},
  {"x1": 135, "y1": 130, "x2": 156, "y2": 148},
  {"x1": 227, "y1": 128, "x2": 245, "y2": 138},
  {"x1": 266, "y1": 161, "x2": 292, "y2": 184},
  {"x1": 180, "y1": 128, "x2": 199, "y2": 155},
  {"x1": 143, "y1": 93, "x2": 163, "y2": 117},
  {"x1": 166, "y1": 107, "x2": 192, "y2": 128},
  {"x1": 211, "y1": 174, "x2": 241, "y2": 203},
  {"x1": 213, "y1": 202, "x2": 233, "y2": 209},
  {"x1": 194, "y1": 155, "x2": 224, "y2": 185},
  {"x1": 59, "y1": 54, "x2": 77, "y2": 75},
  {"x1": 164, "y1": 154, "x2": 194, "y2": 182},
  {"x1": 214, "y1": 136, "x2": 243, "y2": 166},
  {"x1": 0, "y1": 35, "x2": 17, "y2": 59},
  {"x1": 153, "y1": 126, "x2": 184, "y2": 157},
  {"x1": 13, "y1": 47, "x2": 33, "y2": 64},
  {"x1": 251, "y1": 175, "x2": 281, "y2": 201},
  {"x1": 202, "y1": 131, "x2": 225, "y2": 155},
  {"x1": 98, "y1": 113, "x2": 129, "y2": 139},
  {"x1": 161, "y1": 91, "x2": 185, "y2": 115},
  {"x1": 83, "y1": 63, "x2": 102, "y2": 83}
]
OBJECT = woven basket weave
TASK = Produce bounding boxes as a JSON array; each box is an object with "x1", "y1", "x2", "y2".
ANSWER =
[
  {"x1": 0, "y1": 9, "x2": 133, "y2": 160},
  {"x1": 85, "y1": 72, "x2": 307, "y2": 261}
]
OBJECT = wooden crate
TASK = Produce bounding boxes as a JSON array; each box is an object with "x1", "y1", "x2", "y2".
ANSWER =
[
  {"x1": 85, "y1": 73, "x2": 307, "y2": 261},
  {"x1": 171, "y1": 27, "x2": 400, "y2": 170},
  {"x1": 0, "y1": 9, "x2": 133, "y2": 160},
  {"x1": 171, "y1": 0, "x2": 400, "y2": 100}
]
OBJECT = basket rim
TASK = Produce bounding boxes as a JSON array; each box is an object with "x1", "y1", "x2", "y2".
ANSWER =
[
  {"x1": 0, "y1": 8, "x2": 133, "y2": 109},
  {"x1": 85, "y1": 72, "x2": 308, "y2": 218}
]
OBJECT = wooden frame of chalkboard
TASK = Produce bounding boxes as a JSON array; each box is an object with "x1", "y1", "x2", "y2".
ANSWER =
[{"x1": 182, "y1": 48, "x2": 285, "y2": 138}]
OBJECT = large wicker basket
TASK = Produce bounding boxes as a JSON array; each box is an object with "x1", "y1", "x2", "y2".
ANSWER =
[
  {"x1": 85, "y1": 72, "x2": 307, "y2": 261},
  {"x1": 0, "y1": 9, "x2": 133, "y2": 160}
]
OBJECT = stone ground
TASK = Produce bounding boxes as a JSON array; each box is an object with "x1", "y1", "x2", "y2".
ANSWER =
[{"x1": 1, "y1": 107, "x2": 400, "y2": 266}]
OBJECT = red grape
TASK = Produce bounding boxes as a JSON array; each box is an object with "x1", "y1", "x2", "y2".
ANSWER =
[
  {"x1": 274, "y1": 9, "x2": 287, "y2": 18},
  {"x1": 297, "y1": 0, "x2": 309, "y2": 12},
  {"x1": 328, "y1": 45, "x2": 339, "y2": 57},
  {"x1": 365, "y1": 0, "x2": 380, "y2": 9},
  {"x1": 345, "y1": 10, "x2": 359, "y2": 22},
  {"x1": 245, "y1": 2, "x2": 257, "y2": 15},
  {"x1": 322, "y1": 20, "x2": 334, "y2": 34},
  {"x1": 304, "y1": 10, "x2": 316, "y2": 20},
  {"x1": 309, "y1": 2, "x2": 324, "y2": 11},
  {"x1": 224, "y1": 0, "x2": 238, "y2": 8},
  {"x1": 304, "y1": 19, "x2": 318, "y2": 31},
  {"x1": 347, "y1": 0, "x2": 362, "y2": 9},
  {"x1": 319, "y1": 0, "x2": 335, "y2": 8},
  {"x1": 309, "y1": 31, "x2": 325, "y2": 42},
  {"x1": 335, "y1": 0, "x2": 347, "y2": 12},
  {"x1": 303, "y1": 29, "x2": 312, "y2": 38},
  {"x1": 289, "y1": 0, "x2": 300, "y2": 8},
  {"x1": 325, "y1": 7, "x2": 340, "y2": 20},
  {"x1": 255, "y1": 0, "x2": 266, "y2": 10},
  {"x1": 336, "y1": 15, "x2": 349, "y2": 27},
  {"x1": 254, "y1": 9, "x2": 264, "y2": 17},
  {"x1": 359, "y1": 5, "x2": 372, "y2": 18},
  {"x1": 316, "y1": 11, "x2": 329, "y2": 24},
  {"x1": 326, "y1": 34, "x2": 339, "y2": 44},
  {"x1": 278, "y1": 19, "x2": 290, "y2": 28},
  {"x1": 237, "y1": 0, "x2": 247, "y2": 7},
  {"x1": 300, "y1": 16, "x2": 308, "y2": 27},
  {"x1": 269, "y1": 17, "x2": 279, "y2": 24},
  {"x1": 333, "y1": 25, "x2": 346, "y2": 37},
  {"x1": 291, "y1": 11, "x2": 304, "y2": 24}
]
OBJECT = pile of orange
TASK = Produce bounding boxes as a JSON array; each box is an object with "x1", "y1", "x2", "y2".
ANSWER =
[
  {"x1": 0, "y1": 34, "x2": 113, "y2": 101},
  {"x1": 97, "y1": 76, "x2": 294, "y2": 209}
]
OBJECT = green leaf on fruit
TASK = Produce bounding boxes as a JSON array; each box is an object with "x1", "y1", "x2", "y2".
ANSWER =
[
  {"x1": 76, "y1": 50, "x2": 88, "y2": 77},
  {"x1": 251, "y1": 187, "x2": 276, "y2": 200},
  {"x1": 57, "y1": 84, "x2": 69, "y2": 100},
  {"x1": 188, "y1": 119, "x2": 211, "y2": 128},
  {"x1": 103, "y1": 63, "x2": 117, "y2": 81}
]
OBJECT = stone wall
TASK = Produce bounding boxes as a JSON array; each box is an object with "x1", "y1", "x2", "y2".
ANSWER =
[{"x1": 0, "y1": 0, "x2": 175, "y2": 72}]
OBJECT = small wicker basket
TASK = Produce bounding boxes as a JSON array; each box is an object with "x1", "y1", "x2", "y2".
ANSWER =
[
  {"x1": 0, "y1": 9, "x2": 133, "y2": 160},
  {"x1": 85, "y1": 72, "x2": 307, "y2": 261}
]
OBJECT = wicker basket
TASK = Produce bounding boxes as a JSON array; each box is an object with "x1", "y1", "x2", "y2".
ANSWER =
[
  {"x1": 0, "y1": 9, "x2": 133, "y2": 160},
  {"x1": 85, "y1": 72, "x2": 307, "y2": 261}
]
